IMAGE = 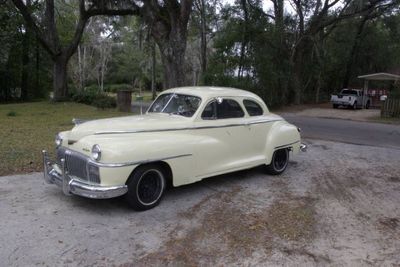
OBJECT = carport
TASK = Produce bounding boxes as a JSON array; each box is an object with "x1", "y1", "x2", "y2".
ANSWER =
[{"x1": 358, "y1": 72, "x2": 400, "y2": 108}]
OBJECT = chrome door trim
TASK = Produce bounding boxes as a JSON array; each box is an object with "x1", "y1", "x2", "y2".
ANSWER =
[{"x1": 94, "y1": 119, "x2": 282, "y2": 135}]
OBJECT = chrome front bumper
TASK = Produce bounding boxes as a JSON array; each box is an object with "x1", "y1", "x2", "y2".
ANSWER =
[{"x1": 42, "y1": 150, "x2": 128, "y2": 199}]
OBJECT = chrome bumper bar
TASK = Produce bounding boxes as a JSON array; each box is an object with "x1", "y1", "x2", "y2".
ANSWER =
[
  {"x1": 300, "y1": 143, "x2": 307, "y2": 152},
  {"x1": 42, "y1": 150, "x2": 128, "y2": 199}
]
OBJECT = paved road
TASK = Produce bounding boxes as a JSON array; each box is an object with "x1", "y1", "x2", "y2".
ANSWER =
[{"x1": 283, "y1": 115, "x2": 400, "y2": 149}]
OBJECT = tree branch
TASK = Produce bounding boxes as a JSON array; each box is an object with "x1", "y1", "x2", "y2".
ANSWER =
[
  {"x1": 11, "y1": 0, "x2": 56, "y2": 56},
  {"x1": 66, "y1": 0, "x2": 89, "y2": 59}
]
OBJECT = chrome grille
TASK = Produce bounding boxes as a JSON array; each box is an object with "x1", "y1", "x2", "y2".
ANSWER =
[
  {"x1": 56, "y1": 147, "x2": 66, "y2": 164},
  {"x1": 55, "y1": 147, "x2": 100, "y2": 184},
  {"x1": 65, "y1": 152, "x2": 88, "y2": 180}
]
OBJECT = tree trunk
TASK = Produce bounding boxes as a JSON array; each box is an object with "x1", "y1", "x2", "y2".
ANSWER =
[
  {"x1": 21, "y1": 29, "x2": 30, "y2": 101},
  {"x1": 342, "y1": 16, "x2": 369, "y2": 88},
  {"x1": 151, "y1": 39, "x2": 156, "y2": 100},
  {"x1": 35, "y1": 36, "x2": 40, "y2": 95},
  {"x1": 199, "y1": 0, "x2": 207, "y2": 77},
  {"x1": 292, "y1": 48, "x2": 304, "y2": 105},
  {"x1": 238, "y1": 0, "x2": 249, "y2": 80},
  {"x1": 157, "y1": 34, "x2": 187, "y2": 89},
  {"x1": 53, "y1": 55, "x2": 68, "y2": 101}
]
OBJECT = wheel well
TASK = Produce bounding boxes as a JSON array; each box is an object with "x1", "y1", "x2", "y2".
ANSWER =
[{"x1": 127, "y1": 161, "x2": 173, "y2": 188}]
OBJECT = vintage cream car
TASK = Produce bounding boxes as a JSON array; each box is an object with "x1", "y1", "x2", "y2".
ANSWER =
[{"x1": 43, "y1": 87, "x2": 306, "y2": 210}]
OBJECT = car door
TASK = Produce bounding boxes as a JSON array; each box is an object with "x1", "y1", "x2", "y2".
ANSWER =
[
  {"x1": 194, "y1": 98, "x2": 252, "y2": 178},
  {"x1": 241, "y1": 99, "x2": 273, "y2": 159}
]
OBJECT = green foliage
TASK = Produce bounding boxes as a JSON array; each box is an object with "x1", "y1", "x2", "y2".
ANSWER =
[
  {"x1": 71, "y1": 89, "x2": 116, "y2": 109},
  {"x1": 91, "y1": 94, "x2": 117, "y2": 109},
  {"x1": 3, "y1": 0, "x2": 400, "y2": 105},
  {"x1": 6, "y1": 111, "x2": 17, "y2": 117},
  {"x1": 0, "y1": 1, "x2": 52, "y2": 102},
  {"x1": 104, "y1": 83, "x2": 133, "y2": 93},
  {"x1": 205, "y1": 1, "x2": 400, "y2": 106}
]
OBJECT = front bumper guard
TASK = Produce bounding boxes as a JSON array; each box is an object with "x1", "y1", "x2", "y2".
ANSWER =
[{"x1": 42, "y1": 150, "x2": 128, "y2": 199}]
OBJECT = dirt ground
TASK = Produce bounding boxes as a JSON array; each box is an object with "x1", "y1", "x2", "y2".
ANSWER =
[{"x1": 1, "y1": 139, "x2": 399, "y2": 266}]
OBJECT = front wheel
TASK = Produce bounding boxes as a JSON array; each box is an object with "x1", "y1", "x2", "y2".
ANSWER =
[
  {"x1": 266, "y1": 148, "x2": 289, "y2": 175},
  {"x1": 126, "y1": 164, "x2": 166, "y2": 211}
]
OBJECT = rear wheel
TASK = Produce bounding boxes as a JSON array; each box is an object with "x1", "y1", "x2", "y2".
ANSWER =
[
  {"x1": 366, "y1": 101, "x2": 370, "y2": 109},
  {"x1": 333, "y1": 104, "x2": 338, "y2": 109},
  {"x1": 266, "y1": 149, "x2": 289, "y2": 175},
  {"x1": 126, "y1": 164, "x2": 166, "y2": 211}
]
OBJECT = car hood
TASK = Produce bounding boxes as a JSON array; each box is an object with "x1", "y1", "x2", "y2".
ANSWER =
[{"x1": 68, "y1": 113, "x2": 191, "y2": 141}]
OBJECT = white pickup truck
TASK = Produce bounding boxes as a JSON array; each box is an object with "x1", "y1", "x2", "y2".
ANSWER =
[{"x1": 331, "y1": 89, "x2": 371, "y2": 109}]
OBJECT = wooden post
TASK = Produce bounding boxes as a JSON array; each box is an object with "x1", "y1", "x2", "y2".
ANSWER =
[{"x1": 363, "y1": 79, "x2": 369, "y2": 108}]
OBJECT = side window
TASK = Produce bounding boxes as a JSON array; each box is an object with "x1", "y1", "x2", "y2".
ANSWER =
[
  {"x1": 217, "y1": 99, "x2": 244, "y2": 118},
  {"x1": 201, "y1": 99, "x2": 245, "y2": 119},
  {"x1": 201, "y1": 101, "x2": 216, "y2": 120},
  {"x1": 243, "y1": 99, "x2": 263, "y2": 116}
]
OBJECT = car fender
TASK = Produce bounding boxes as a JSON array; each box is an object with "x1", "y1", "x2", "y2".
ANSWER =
[
  {"x1": 265, "y1": 121, "x2": 301, "y2": 165},
  {"x1": 76, "y1": 132, "x2": 199, "y2": 187}
]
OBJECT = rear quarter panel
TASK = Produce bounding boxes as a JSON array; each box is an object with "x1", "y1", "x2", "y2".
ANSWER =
[{"x1": 265, "y1": 121, "x2": 301, "y2": 165}]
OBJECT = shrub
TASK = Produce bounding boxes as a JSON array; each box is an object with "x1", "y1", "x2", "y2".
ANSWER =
[
  {"x1": 71, "y1": 89, "x2": 116, "y2": 109},
  {"x1": 92, "y1": 94, "x2": 116, "y2": 109},
  {"x1": 71, "y1": 90, "x2": 96, "y2": 105},
  {"x1": 6, "y1": 111, "x2": 17, "y2": 117},
  {"x1": 105, "y1": 83, "x2": 133, "y2": 93}
]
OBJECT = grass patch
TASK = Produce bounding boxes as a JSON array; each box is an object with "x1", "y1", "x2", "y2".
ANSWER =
[
  {"x1": 0, "y1": 101, "x2": 131, "y2": 176},
  {"x1": 6, "y1": 111, "x2": 17, "y2": 117}
]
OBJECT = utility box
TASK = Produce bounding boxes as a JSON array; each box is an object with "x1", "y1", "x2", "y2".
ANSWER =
[{"x1": 117, "y1": 90, "x2": 132, "y2": 112}]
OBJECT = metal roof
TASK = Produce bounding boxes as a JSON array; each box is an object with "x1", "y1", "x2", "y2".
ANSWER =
[{"x1": 358, "y1": 72, "x2": 400, "y2": 81}]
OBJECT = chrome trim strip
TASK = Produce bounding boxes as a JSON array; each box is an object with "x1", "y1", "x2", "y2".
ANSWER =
[
  {"x1": 274, "y1": 140, "x2": 301, "y2": 150},
  {"x1": 94, "y1": 119, "x2": 282, "y2": 135},
  {"x1": 94, "y1": 153, "x2": 193, "y2": 168},
  {"x1": 58, "y1": 147, "x2": 192, "y2": 168}
]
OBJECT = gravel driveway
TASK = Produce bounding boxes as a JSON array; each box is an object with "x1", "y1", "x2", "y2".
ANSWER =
[{"x1": 1, "y1": 139, "x2": 399, "y2": 266}]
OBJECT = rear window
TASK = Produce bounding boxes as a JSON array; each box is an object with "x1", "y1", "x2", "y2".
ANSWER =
[
  {"x1": 243, "y1": 100, "x2": 263, "y2": 116},
  {"x1": 341, "y1": 89, "x2": 358, "y2": 95}
]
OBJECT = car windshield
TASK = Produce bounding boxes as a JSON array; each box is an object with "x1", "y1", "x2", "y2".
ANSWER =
[
  {"x1": 341, "y1": 89, "x2": 358, "y2": 95},
  {"x1": 148, "y1": 93, "x2": 201, "y2": 117}
]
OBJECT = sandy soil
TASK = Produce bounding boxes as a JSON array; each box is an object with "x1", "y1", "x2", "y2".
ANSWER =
[{"x1": 1, "y1": 139, "x2": 399, "y2": 266}]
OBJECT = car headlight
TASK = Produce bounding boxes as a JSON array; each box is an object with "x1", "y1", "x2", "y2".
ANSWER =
[
  {"x1": 55, "y1": 134, "x2": 63, "y2": 148},
  {"x1": 91, "y1": 144, "x2": 101, "y2": 161}
]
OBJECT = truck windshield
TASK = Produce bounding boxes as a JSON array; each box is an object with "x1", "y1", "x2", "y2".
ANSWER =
[
  {"x1": 148, "y1": 93, "x2": 201, "y2": 117},
  {"x1": 341, "y1": 89, "x2": 358, "y2": 95}
]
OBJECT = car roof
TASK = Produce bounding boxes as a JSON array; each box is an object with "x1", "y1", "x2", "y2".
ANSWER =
[{"x1": 162, "y1": 86, "x2": 262, "y2": 100}]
